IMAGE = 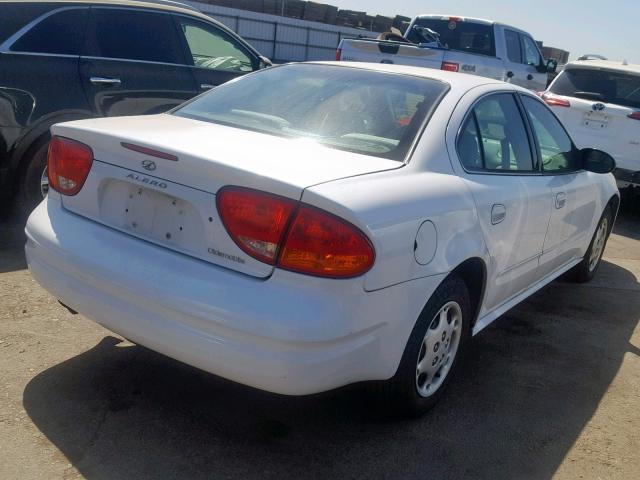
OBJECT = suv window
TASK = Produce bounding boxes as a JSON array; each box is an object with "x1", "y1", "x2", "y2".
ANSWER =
[
  {"x1": 11, "y1": 8, "x2": 88, "y2": 55},
  {"x1": 458, "y1": 93, "x2": 534, "y2": 172},
  {"x1": 0, "y1": 3, "x2": 57, "y2": 44},
  {"x1": 406, "y1": 19, "x2": 496, "y2": 57},
  {"x1": 86, "y1": 9, "x2": 183, "y2": 64},
  {"x1": 550, "y1": 68, "x2": 640, "y2": 109},
  {"x1": 521, "y1": 35, "x2": 541, "y2": 67},
  {"x1": 521, "y1": 96, "x2": 578, "y2": 172},
  {"x1": 504, "y1": 30, "x2": 522, "y2": 63},
  {"x1": 176, "y1": 17, "x2": 254, "y2": 72}
]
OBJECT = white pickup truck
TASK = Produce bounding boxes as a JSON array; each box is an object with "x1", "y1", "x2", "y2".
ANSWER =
[{"x1": 337, "y1": 14, "x2": 557, "y2": 91}]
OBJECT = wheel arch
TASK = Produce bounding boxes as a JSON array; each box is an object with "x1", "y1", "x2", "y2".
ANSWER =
[
  {"x1": 11, "y1": 109, "x2": 95, "y2": 175},
  {"x1": 448, "y1": 256, "x2": 487, "y2": 328}
]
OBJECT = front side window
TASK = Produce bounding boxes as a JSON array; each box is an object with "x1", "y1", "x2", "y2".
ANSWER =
[
  {"x1": 550, "y1": 68, "x2": 640, "y2": 109},
  {"x1": 521, "y1": 96, "x2": 578, "y2": 173},
  {"x1": 458, "y1": 93, "x2": 534, "y2": 172},
  {"x1": 11, "y1": 8, "x2": 88, "y2": 55},
  {"x1": 175, "y1": 64, "x2": 449, "y2": 161},
  {"x1": 86, "y1": 9, "x2": 183, "y2": 64},
  {"x1": 522, "y1": 35, "x2": 541, "y2": 66},
  {"x1": 176, "y1": 17, "x2": 254, "y2": 72},
  {"x1": 504, "y1": 30, "x2": 522, "y2": 63}
]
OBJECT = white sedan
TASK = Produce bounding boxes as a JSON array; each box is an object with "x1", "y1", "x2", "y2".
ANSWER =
[{"x1": 25, "y1": 62, "x2": 618, "y2": 415}]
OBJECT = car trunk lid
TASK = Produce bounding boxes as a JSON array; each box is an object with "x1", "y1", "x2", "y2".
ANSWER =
[{"x1": 52, "y1": 114, "x2": 402, "y2": 278}]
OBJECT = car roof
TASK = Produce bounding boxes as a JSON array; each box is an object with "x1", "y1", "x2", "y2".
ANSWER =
[
  {"x1": 0, "y1": 0, "x2": 209, "y2": 20},
  {"x1": 564, "y1": 59, "x2": 640, "y2": 75},
  {"x1": 414, "y1": 14, "x2": 495, "y2": 25},
  {"x1": 312, "y1": 61, "x2": 516, "y2": 90}
]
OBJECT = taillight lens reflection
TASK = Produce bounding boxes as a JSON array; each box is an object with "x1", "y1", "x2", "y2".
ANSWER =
[
  {"x1": 279, "y1": 205, "x2": 375, "y2": 278},
  {"x1": 48, "y1": 136, "x2": 93, "y2": 196},
  {"x1": 216, "y1": 187, "x2": 297, "y2": 264}
]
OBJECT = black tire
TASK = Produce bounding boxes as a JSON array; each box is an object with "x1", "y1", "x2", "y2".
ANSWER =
[
  {"x1": 569, "y1": 205, "x2": 613, "y2": 283},
  {"x1": 18, "y1": 139, "x2": 49, "y2": 215},
  {"x1": 378, "y1": 275, "x2": 471, "y2": 417}
]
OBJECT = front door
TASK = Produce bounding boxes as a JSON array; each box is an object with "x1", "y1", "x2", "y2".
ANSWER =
[
  {"x1": 503, "y1": 29, "x2": 547, "y2": 91},
  {"x1": 80, "y1": 7, "x2": 197, "y2": 117},
  {"x1": 455, "y1": 92, "x2": 551, "y2": 312},
  {"x1": 519, "y1": 95, "x2": 598, "y2": 275}
]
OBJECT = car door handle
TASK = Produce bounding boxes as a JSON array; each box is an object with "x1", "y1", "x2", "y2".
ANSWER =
[
  {"x1": 555, "y1": 192, "x2": 567, "y2": 209},
  {"x1": 200, "y1": 83, "x2": 215, "y2": 90},
  {"x1": 491, "y1": 204, "x2": 506, "y2": 225},
  {"x1": 527, "y1": 74, "x2": 534, "y2": 80},
  {"x1": 90, "y1": 76, "x2": 121, "y2": 86}
]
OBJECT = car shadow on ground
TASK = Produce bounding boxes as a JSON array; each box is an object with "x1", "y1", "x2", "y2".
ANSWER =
[{"x1": 21, "y1": 257, "x2": 639, "y2": 479}]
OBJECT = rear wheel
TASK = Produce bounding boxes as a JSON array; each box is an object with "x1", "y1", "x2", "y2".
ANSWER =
[
  {"x1": 569, "y1": 206, "x2": 613, "y2": 283},
  {"x1": 18, "y1": 139, "x2": 49, "y2": 214},
  {"x1": 379, "y1": 275, "x2": 471, "y2": 416}
]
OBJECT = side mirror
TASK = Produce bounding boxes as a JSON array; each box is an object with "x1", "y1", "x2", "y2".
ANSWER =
[
  {"x1": 545, "y1": 59, "x2": 557, "y2": 73},
  {"x1": 259, "y1": 56, "x2": 272, "y2": 69},
  {"x1": 581, "y1": 148, "x2": 616, "y2": 173}
]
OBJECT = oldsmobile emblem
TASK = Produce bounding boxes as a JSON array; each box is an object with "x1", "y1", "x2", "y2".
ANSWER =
[{"x1": 142, "y1": 160, "x2": 156, "y2": 171}]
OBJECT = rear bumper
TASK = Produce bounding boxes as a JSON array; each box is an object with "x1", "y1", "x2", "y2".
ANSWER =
[{"x1": 25, "y1": 195, "x2": 443, "y2": 395}]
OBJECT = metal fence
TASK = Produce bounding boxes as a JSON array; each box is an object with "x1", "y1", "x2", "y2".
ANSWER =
[{"x1": 184, "y1": 1, "x2": 376, "y2": 62}]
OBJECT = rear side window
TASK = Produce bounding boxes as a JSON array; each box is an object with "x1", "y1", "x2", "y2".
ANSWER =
[
  {"x1": 550, "y1": 68, "x2": 640, "y2": 109},
  {"x1": 86, "y1": 9, "x2": 183, "y2": 64},
  {"x1": 457, "y1": 93, "x2": 534, "y2": 172},
  {"x1": 0, "y1": 3, "x2": 55, "y2": 44},
  {"x1": 504, "y1": 30, "x2": 521, "y2": 63},
  {"x1": 406, "y1": 19, "x2": 496, "y2": 57},
  {"x1": 175, "y1": 64, "x2": 449, "y2": 161},
  {"x1": 11, "y1": 8, "x2": 88, "y2": 55},
  {"x1": 521, "y1": 96, "x2": 578, "y2": 173}
]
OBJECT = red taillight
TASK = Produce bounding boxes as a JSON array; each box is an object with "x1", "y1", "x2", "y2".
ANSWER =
[
  {"x1": 216, "y1": 186, "x2": 375, "y2": 278},
  {"x1": 279, "y1": 205, "x2": 375, "y2": 278},
  {"x1": 542, "y1": 94, "x2": 570, "y2": 107},
  {"x1": 216, "y1": 187, "x2": 296, "y2": 264},
  {"x1": 335, "y1": 48, "x2": 342, "y2": 61},
  {"x1": 441, "y1": 61, "x2": 459, "y2": 72},
  {"x1": 628, "y1": 111, "x2": 640, "y2": 121},
  {"x1": 47, "y1": 136, "x2": 93, "y2": 196}
]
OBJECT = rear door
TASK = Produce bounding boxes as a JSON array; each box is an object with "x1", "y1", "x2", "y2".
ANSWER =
[
  {"x1": 172, "y1": 14, "x2": 258, "y2": 93},
  {"x1": 454, "y1": 92, "x2": 551, "y2": 312},
  {"x1": 520, "y1": 94, "x2": 598, "y2": 275},
  {"x1": 80, "y1": 6, "x2": 197, "y2": 117},
  {"x1": 501, "y1": 28, "x2": 547, "y2": 91},
  {"x1": 546, "y1": 67, "x2": 640, "y2": 172}
]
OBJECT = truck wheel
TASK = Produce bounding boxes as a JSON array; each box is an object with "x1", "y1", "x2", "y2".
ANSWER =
[{"x1": 378, "y1": 275, "x2": 471, "y2": 417}]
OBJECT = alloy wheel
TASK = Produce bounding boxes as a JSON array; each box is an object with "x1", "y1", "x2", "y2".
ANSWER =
[
  {"x1": 588, "y1": 217, "x2": 608, "y2": 272},
  {"x1": 415, "y1": 301, "x2": 462, "y2": 397}
]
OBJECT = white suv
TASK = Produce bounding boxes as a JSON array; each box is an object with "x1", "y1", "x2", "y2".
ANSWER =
[{"x1": 542, "y1": 58, "x2": 640, "y2": 191}]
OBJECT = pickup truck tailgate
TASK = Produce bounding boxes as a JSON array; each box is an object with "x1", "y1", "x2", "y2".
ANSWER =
[{"x1": 339, "y1": 39, "x2": 444, "y2": 68}]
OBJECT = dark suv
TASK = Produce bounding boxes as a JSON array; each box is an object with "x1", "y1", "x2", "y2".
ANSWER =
[{"x1": 0, "y1": 0, "x2": 269, "y2": 211}]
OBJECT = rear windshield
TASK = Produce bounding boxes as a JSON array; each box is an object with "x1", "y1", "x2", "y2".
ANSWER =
[
  {"x1": 550, "y1": 68, "x2": 640, "y2": 109},
  {"x1": 174, "y1": 64, "x2": 449, "y2": 161},
  {"x1": 406, "y1": 19, "x2": 496, "y2": 57}
]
